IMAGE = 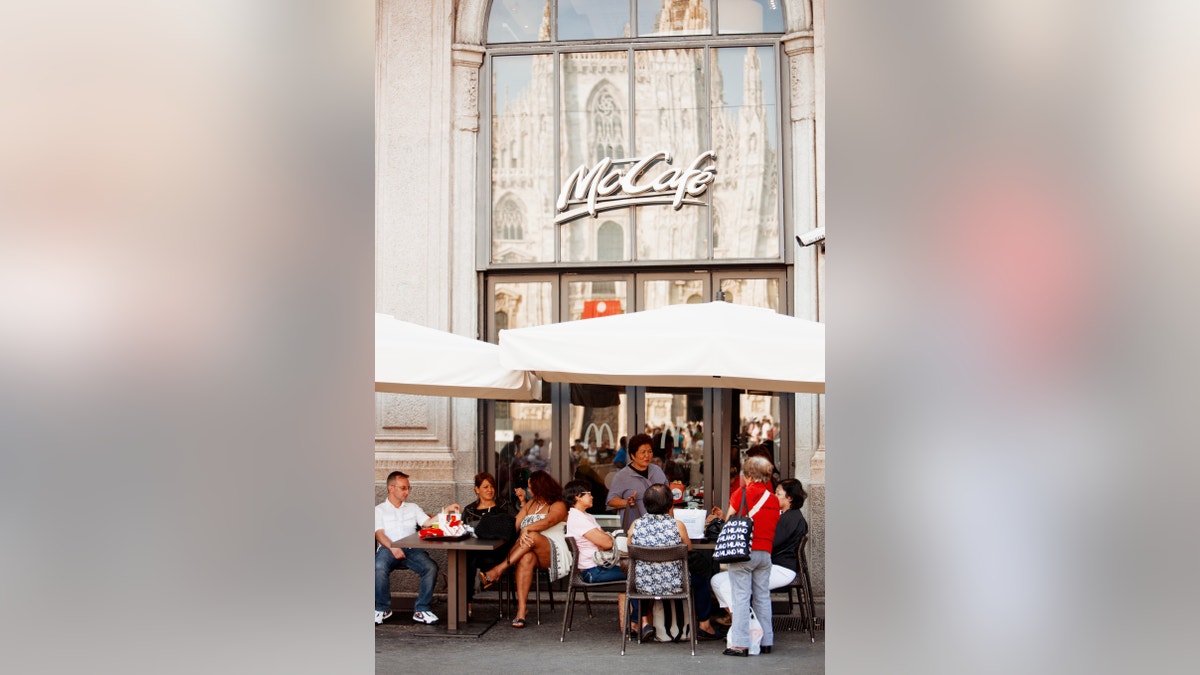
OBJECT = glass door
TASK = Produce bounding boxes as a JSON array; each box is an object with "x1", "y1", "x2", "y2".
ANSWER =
[
  {"x1": 487, "y1": 277, "x2": 556, "y2": 505},
  {"x1": 563, "y1": 276, "x2": 632, "y2": 516}
]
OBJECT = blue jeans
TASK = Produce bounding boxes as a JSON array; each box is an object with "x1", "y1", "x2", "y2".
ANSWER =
[
  {"x1": 580, "y1": 565, "x2": 626, "y2": 583},
  {"x1": 375, "y1": 546, "x2": 438, "y2": 613},
  {"x1": 727, "y1": 550, "x2": 774, "y2": 648}
]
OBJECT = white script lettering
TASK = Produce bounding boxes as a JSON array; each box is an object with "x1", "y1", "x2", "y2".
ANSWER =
[{"x1": 555, "y1": 150, "x2": 717, "y2": 225}]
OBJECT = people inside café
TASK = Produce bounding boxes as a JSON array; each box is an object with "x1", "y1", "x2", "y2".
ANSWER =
[
  {"x1": 605, "y1": 433, "x2": 668, "y2": 531},
  {"x1": 477, "y1": 470, "x2": 572, "y2": 628},
  {"x1": 719, "y1": 456, "x2": 781, "y2": 657},
  {"x1": 462, "y1": 471, "x2": 516, "y2": 619},
  {"x1": 627, "y1": 484, "x2": 722, "y2": 641},
  {"x1": 374, "y1": 470, "x2": 461, "y2": 626},
  {"x1": 611, "y1": 435, "x2": 628, "y2": 468}
]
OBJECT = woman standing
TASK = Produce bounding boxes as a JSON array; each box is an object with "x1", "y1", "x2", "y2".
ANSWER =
[
  {"x1": 478, "y1": 470, "x2": 571, "y2": 628},
  {"x1": 722, "y1": 456, "x2": 781, "y2": 657},
  {"x1": 462, "y1": 472, "x2": 515, "y2": 619}
]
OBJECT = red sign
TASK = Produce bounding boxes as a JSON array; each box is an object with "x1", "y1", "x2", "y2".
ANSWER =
[{"x1": 581, "y1": 299, "x2": 623, "y2": 319}]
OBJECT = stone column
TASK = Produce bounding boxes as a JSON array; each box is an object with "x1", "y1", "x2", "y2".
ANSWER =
[
  {"x1": 449, "y1": 43, "x2": 486, "y2": 505},
  {"x1": 784, "y1": 21, "x2": 826, "y2": 604},
  {"x1": 375, "y1": 0, "x2": 458, "y2": 505}
]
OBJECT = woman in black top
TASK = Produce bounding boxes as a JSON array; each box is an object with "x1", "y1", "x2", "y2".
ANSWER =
[
  {"x1": 770, "y1": 479, "x2": 809, "y2": 573},
  {"x1": 462, "y1": 472, "x2": 515, "y2": 617}
]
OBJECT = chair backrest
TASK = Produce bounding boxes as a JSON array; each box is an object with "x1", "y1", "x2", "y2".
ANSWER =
[
  {"x1": 564, "y1": 535, "x2": 581, "y2": 573},
  {"x1": 786, "y1": 534, "x2": 809, "y2": 588},
  {"x1": 626, "y1": 544, "x2": 690, "y2": 599}
]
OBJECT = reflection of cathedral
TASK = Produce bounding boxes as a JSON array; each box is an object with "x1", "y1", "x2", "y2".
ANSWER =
[{"x1": 491, "y1": 1, "x2": 779, "y2": 305}]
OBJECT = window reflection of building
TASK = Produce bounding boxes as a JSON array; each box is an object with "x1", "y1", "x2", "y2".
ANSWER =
[{"x1": 491, "y1": 10, "x2": 779, "y2": 264}]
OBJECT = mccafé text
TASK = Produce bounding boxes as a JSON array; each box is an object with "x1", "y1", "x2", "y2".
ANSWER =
[{"x1": 554, "y1": 150, "x2": 717, "y2": 225}]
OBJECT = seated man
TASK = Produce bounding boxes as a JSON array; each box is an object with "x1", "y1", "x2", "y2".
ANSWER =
[{"x1": 374, "y1": 470, "x2": 460, "y2": 625}]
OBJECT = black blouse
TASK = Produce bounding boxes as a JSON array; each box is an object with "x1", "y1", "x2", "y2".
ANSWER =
[{"x1": 771, "y1": 509, "x2": 809, "y2": 573}]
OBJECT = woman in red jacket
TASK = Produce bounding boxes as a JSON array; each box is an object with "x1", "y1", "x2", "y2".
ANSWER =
[{"x1": 722, "y1": 455, "x2": 781, "y2": 657}]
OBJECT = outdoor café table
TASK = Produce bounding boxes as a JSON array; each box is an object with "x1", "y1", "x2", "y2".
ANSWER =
[{"x1": 393, "y1": 533, "x2": 504, "y2": 636}]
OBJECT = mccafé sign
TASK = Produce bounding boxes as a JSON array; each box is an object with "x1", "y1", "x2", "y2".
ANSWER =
[{"x1": 554, "y1": 150, "x2": 717, "y2": 225}]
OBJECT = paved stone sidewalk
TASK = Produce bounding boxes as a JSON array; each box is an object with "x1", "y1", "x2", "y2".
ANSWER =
[{"x1": 375, "y1": 598, "x2": 824, "y2": 674}]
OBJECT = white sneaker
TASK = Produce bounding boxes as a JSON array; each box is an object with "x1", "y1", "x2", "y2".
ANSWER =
[
  {"x1": 412, "y1": 611, "x2": 439, "y2": 625},
  {"x1": 375, "y1": 610, "x2": 392, "y2": 625}
]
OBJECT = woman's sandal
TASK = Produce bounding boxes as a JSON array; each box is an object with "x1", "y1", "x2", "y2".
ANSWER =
[
  {"x1": 511, "y1": 617, "x2": 527, "y2": 628},
  {"x1": 722, "y1": 648, "x2": 749, "y2": 657},
  {"x1": 478, "y1": 570, "x2": 496, "y2": 590}
]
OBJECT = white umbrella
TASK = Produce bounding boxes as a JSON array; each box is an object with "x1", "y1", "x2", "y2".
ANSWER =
[
  {"x1": 498, "y1": 301, "x2": 824, "y2": 394},
  {"x1": 375, "y1": 313, "x2": 542, "y2": 400}
]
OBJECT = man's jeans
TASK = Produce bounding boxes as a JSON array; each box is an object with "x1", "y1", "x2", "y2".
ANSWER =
[{"x1": 375, "y1": 546, "x2": 438, "y2": 613}]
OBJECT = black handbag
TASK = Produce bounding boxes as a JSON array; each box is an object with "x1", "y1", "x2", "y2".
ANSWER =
[
  {"x1": 711, "y1": 486, "x2": 771, "y2": 564},
  {"x1": 473, "y1": 508, "x2": 516, "y2": 542}
]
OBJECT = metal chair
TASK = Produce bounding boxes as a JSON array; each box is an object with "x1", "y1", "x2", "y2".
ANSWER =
[
  {"x1": 622, "y1": 544, "x2": 696, "y2": 656},
  {"x1": 499, "y1": 563, "x2": 556, "y2": 624},
  {"x1": 782, "y1": 533, "x2": 818, "y2": 641},
  {"x1": 561, "y1": 537, "x2": 627, "y2": 642}
]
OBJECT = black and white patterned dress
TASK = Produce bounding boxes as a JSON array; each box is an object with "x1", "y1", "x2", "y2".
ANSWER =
[{"x1": 629, "y1": 513, "x2": 683, "y2": 594}]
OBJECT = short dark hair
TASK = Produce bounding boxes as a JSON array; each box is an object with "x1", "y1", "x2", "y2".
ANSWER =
[
  {"x1": 528, "y1": 470, "x2": 563, "y2": 504},
  {"x1": 386, "y1": 471, "x2": 409, "y2": 486},
  {"x1": 562, "y1": 479, "x2": 590, "y2": 507},
  {"x1": 777, "y1": 478, "x2": 807, "y2": 509},
  {"x1": 627, "y1": 433, "x2": 653, "y2": 455},
  {"x1": 643, "y1": 483, "x2": 673, "y2": 514}
]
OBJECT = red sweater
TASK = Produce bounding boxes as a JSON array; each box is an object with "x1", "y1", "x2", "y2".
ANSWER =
[{"x1": 729, "y1": 482, "x2": 781, "y2": 553}]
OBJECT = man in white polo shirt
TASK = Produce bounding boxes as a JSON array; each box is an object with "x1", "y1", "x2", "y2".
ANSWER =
[{"x1": 375, "y1": 471, "x2": 461, "y2": 625}]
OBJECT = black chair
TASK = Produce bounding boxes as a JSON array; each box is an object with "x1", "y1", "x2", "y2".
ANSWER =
[
  {"x1": 498, "y1": 564, "x2": 556, "y2": 624},
  {"x1": 782, "y1": 533, "x2": 818, "y2": 642},
  {"x1": 622, "y1": 544, "x2": 696, "y2": 656},
  {"x1": 561, "y1": 537, "x2": 627, "y2": 642}
]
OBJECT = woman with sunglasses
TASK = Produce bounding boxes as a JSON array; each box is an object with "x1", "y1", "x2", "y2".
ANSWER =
[{"x1": 563, "y1": 479, "x2": 647, "y2": 637}]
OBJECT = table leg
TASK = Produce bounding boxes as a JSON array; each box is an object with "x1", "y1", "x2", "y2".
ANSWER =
[{"x1": 446, "y1": 550, "x2": 465, "y2": 631}]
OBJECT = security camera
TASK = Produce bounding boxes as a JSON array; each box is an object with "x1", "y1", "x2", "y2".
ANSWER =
[{"x1": 796, "y1": 227, "x2": 825, "y2": 247}]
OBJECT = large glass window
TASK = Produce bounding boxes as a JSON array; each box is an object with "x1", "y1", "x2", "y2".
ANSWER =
[
  {"x1": 487, "y1": 4, "x2": 785, "y2": 266},
  {"x1": 633, "y1": 48, "x2": 709, "y2": 260},
  {"x1": 559, "y1": 51, "x2": 632, "y2": 263},
  {"x1": 711, "y1": 46, "x2": 780, "y2": 259},
  {"x1": 492, "y1": 55, "x2": 557, "y2": 264}
]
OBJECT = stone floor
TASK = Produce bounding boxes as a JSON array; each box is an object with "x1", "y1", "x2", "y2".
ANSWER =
[{"x1": 375, "y1": 595, "x2": 825, "y2": 674}]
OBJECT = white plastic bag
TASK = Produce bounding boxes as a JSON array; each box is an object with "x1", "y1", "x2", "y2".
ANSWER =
[
  {"x1": 748, "y1": 609, "x2": 764, "y2": 655},
  {"x1": 436, "y1": 512, "x2": 467, "y2": 537},
  {"x1": 725, "y1": 607, "x2": 764, "y2": 654}
]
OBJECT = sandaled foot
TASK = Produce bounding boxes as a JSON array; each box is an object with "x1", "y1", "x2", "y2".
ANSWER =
[
  {"x1": 723, "y1": 647, "x2": 749, "y2": 657},
  {"x1": 511, "y1": 617, "x2": 527, "y2": 628},
  {"x1": 478, "y1": 570, "x2": 496, "y2": 590}
]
